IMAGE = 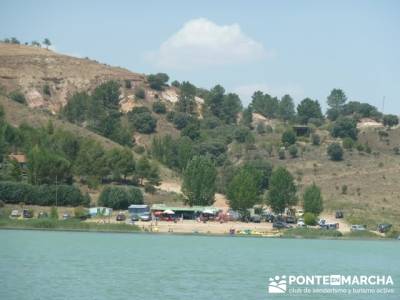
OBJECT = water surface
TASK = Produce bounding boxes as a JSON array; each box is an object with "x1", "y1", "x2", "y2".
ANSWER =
[{"x1": 0, "y1": 230, "x2": 398, "y2": 299}]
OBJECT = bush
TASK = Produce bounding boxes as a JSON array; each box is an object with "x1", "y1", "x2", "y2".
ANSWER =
[
  {"x1": 281, "y1": 129, "x2": 296, "y2": 146},
  {"x1": 74, "y1": 206, "x2": 88, "y2": 218},
  {"x1": 128, "y1": 107, "x2": 157, "y2": 134},
  {"x1": 327, "y1": 143, "x2": 343, "y2": 161},
  {"x1": 50, "y1": 207, "x2": 59, "y2": 219},
  {"x1": 341, "y1": 185, "x2": 348, "y2": 195},
  {"x1": 152, "y1": 101, "x2": 166, "y2": 114},
  {"x1": 9, "y1": 90, "x2": 26, "y2": 104},
  {"x1": 278, "y1": 148, "x2": 286, "y2": 160},
  {"x1": 331, "y1": 117, "x2": 358, "y2": 140},
  {"x1": 43, "y1": 84, "x2": 51, "y2": 96},
  {"x1": 144, "y1": 183, "x2": 156, "y2": 194},
  {"x1": 311, "y1": 133, "x2": 320, "y2": 145},
  {"x1": 0, "y1": 181, "x2": 89, "y2": 206},
  {"x1": 98, "y1": 186, "x2": 144, "y2": 209},
  {"x1": 147, "y1": 73, "x2": 169, "y2": 91},
  {"x1": 303, "y1": 212, "x2": 317, "y2": 225},
  {"x1": 342, "y1": 137, "x2": 354, "y2": 149},
  {"x1": 134, "y1": 87, "x2": 146, "y2": 99},
  {"x1": 288, "y1": 145, "x2": 298, "y2": 158}
]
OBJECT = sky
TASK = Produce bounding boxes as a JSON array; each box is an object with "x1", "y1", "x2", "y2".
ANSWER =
[{"x1": 1, "y1": 0, "x2": 399, "y2": 112}]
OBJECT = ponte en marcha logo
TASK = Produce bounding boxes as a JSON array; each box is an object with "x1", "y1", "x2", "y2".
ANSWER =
[{"x1": 268, "y1": 274, "x2": 395, "y2": 295}]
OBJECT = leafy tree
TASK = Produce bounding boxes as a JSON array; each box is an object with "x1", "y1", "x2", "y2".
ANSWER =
[
  {"x1": 43, "y1": 38, "x2": 51, "y2": 49},
  {"x1": 128, "y1": 107, "x2": 157, "y2": 134},
  {"x1": 171, "y1": 112, "x2": 194, "y2": 130},
  {"x1": 147, "y1": 73, "x2": 169, "y2": 90},
  {"x1": 134, "y1": 87, "x2": 146, "y2": 99},
  {"x1": 331, "y1": 117, "x2": 358, "y2": 140},
  {"x1": 171, "y1": 80, "x2": 180, "y2": 88},
  {"x1": 227, "y1": 166, "x2": 262, "y2": 213},
  {"x1": 106, "y1": 148, "x2": 135, "y2": 180},
  {"x1": 234, "y1": 126, "x2": 254, "y2": 143},
  {"x1": 9, "y1": 91, "x2": 26, "y2": 104},
  {"x1": 268, "y1": 167, "x2": 297, "y2": 213},
  {"x1": 221, "y1": 93, "x2": 242, "y2": 124},
  {"x1": 251, "y1": 91, "x2": 279, "y2": 118},
  {"x1": 303, "y1": 183, "x2": 323, "y2": 215},
  {"x1": 61, "y1": 92, "x2": 90, "y2": 124},
  {"x1": 92, "y1": 80, "x2": 120, "y2": 111},
  {"x1": 241, "y1": 107, "x2": 253, "y2": 128},
  {"x1": 327, "y1": 88, "x2": 347, "y2": 110},
  {"x1": 278, "y1": 94, "x2": 295, "y2": 121},
  {"x1": 297, "y1": 98, "x2": 323, "y2": 124},
  {"x1": 205, "y1": 85, "x2": 225, "y2": 119},
  {"x1": 182, "y1": 156, "x2": 217, "y2": 206},
  {"x1": 327, "y1": 143, "x2": 343, "y2": 161},
  {"x1": 181, "y1": 123, "x2": 200, "y2": 140},
  {"x1": 152, "y1": 101, "x2": 167, "y2": 114},
  {"x1": 303, "y1": 212, "x2": 317, "y2": 225},
  {"x1": 383, "y1": 114, "x2": 399, "y2": 128},
  {"x1": 28, "y1": 146, "x2": 72, "y2": 185},
  {"x1": 74, "y1": 140, "x2": 109, "y2": 185},
  {"x1": 243, "y1": 159, "x2": 273, "y2": 190},
  {"x1": 176, "y1": 81, "x2": 197, "y2": 114},
  {"x1": 99, "y1": 186, "x2": 143, "y2": 209},
  {"x1": 281, "y1": 129, "x2": 296, "y2": 146}
]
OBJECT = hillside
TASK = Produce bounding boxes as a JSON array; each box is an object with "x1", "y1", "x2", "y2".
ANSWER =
[{"x1": 0, "y1": 43, "x2": 399, "y2": 231}]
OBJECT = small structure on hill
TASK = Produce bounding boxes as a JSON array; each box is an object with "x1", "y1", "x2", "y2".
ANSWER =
[{"x1": 292, "y1": 125, "x2": 310, "y2": 136}]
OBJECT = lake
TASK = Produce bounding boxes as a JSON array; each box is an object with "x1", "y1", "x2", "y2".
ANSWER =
[{"x1": 0, "y1": 230, "x2": 398, "y2": 299}]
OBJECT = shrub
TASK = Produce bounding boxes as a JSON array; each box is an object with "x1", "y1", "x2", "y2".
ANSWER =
[
  {"x1": 342, "y1": 137, "x2": 354, "y2": 150},
  {"x1": 133, "y1": 145, "x2": 145, "y2": 154},
  {"x1": 281, "y1": 129, "x2": 296, "y2": 146},
  {"x1": 303, "y1": 212, "x2": 317, "y2": 225},
  {"x1": 288, "y1": 145, "x2": 298, "y2": 158},
  {"x1": 98, "y1": 186, "x2": 144, "y2": 209},
  {"x1": 144, "y1": 183, "x2": 156, "y2": 194},
  {"x1": 50, "y1": 207, "x2": 59, "y2": 219},
  {"x1": 9, "y1": 90, "x2": 26, "y2": 104},
  {"x1": 383, "y1": 114, "x2": 399, "y2": 128},
  {"x1": 0, "y1": 181, "x2": 89, "y2": 206},
  {"x1": 43, "y1": 84, "x2": 51, "y2": 96},
  {"x1": 327, "y1": 143, "x2": 343, "y2": 161},
  {"x1": 356, "y1": 143, "x2": 364, "y2": 152},
  {"x1": 331, "y1": 117, "x2": 358, "y2": 140},
  {"x1": 147, "y1": 73, "x2": 169, "y2": 91},
  {"x1": 134, "y1": 87, "x2": 145, "y2": 99},
  {"x1": 128, "y1": 107, "x2": 157, "y2": 134},
  {"x1": 278, "y1": 148, "x2": 286, "y2": 160},
  {"x1": 341, "y1": 185, "x2": 348, "y2": 195},
  {"x1": 152, "y1": 101, "x2": 166, "y2": 114},
  {"x1": 74, "y1": 206, "x2": 88, "y2": 218},
  {"x1": 311, "y1": 133, "x2": 320, "y2": 145},
  {"x1": 256, "y1": 123, "x2": 266, "y2": 134}
]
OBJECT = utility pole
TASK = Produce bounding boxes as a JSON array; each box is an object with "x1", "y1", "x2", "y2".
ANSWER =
[{"x1": 55, "y1": 175, "x2": 58, "y2": 207}]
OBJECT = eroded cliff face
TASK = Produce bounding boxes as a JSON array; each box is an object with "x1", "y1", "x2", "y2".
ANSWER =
[{"x1": 0, "y1": 43, "x2": 145, "y2": 113}]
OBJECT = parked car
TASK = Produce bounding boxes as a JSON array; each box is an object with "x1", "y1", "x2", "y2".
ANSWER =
[
  {"x1": 320, "y1": 223, "x2": 339, "y2": 230},
  {"x1": 23, "y1": 209, "x2": 33, "y2": 218},
  {"x1": 335, "y1": 210, "x2": 344, "y2": 219},
  {"x1": 273, "y1": 221, "x2": 292, "y2": 229},
  {"x1": 318, "y1": 219, "x2": 326, "y2": 226},
  {"x1": 285, "y1": 215, "x2": 297, "y2": 224},
  {"x1": 38, "y1": 211, "x2": 48, "y2": 219},
  {"x1": 262, "y1": 212, "x2": 275, "y2": 223},
  {"x1": 351, "y1": 224, "x2": 366, "y2": 232},
  {"x1": 63, "y1": 213, "x2": 71, "y2": 220},
  {"x1": 116, "y1": 212, "x2": 126, "y2": 221},
  {"x1": 377, "y1": 223, "x2": 392, "y2": 233},
  {"x1": 297, "y1": 218, "x2": 306, "y2": 227},
  {"x1": 10, "y1": 210, "x2": 20, "y2": 218},
  {"x1": 140, "y1": 213, "x2": 151, "y2": 222},
  {"x1": 250, "y1": 214, "x2": 262, "y2": 223},
  {"x1": 131, "y1": 214, "x2": 140, "y2": 222},
  {"x1": 226, "y1": 209, "x2": 241, "y2": 221}
]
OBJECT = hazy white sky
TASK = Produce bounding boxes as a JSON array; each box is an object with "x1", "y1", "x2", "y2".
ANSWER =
[{"x1": 1, "y1": 0, "x2": 399, "y2": 112}]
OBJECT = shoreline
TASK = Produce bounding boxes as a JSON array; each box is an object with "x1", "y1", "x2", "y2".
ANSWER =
[{"x1": 0, "y1": 226, "x2": 395, "y2": 241}]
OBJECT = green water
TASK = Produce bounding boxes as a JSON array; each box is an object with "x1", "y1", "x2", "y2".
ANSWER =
[{"x1": 0, "y1": 230, "x2": 398, "y2": 300}]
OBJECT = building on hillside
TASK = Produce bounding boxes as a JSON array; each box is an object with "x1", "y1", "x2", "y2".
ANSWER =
[{"x1": 292, "y1": 125, "x2": 310, "y2": 136}]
